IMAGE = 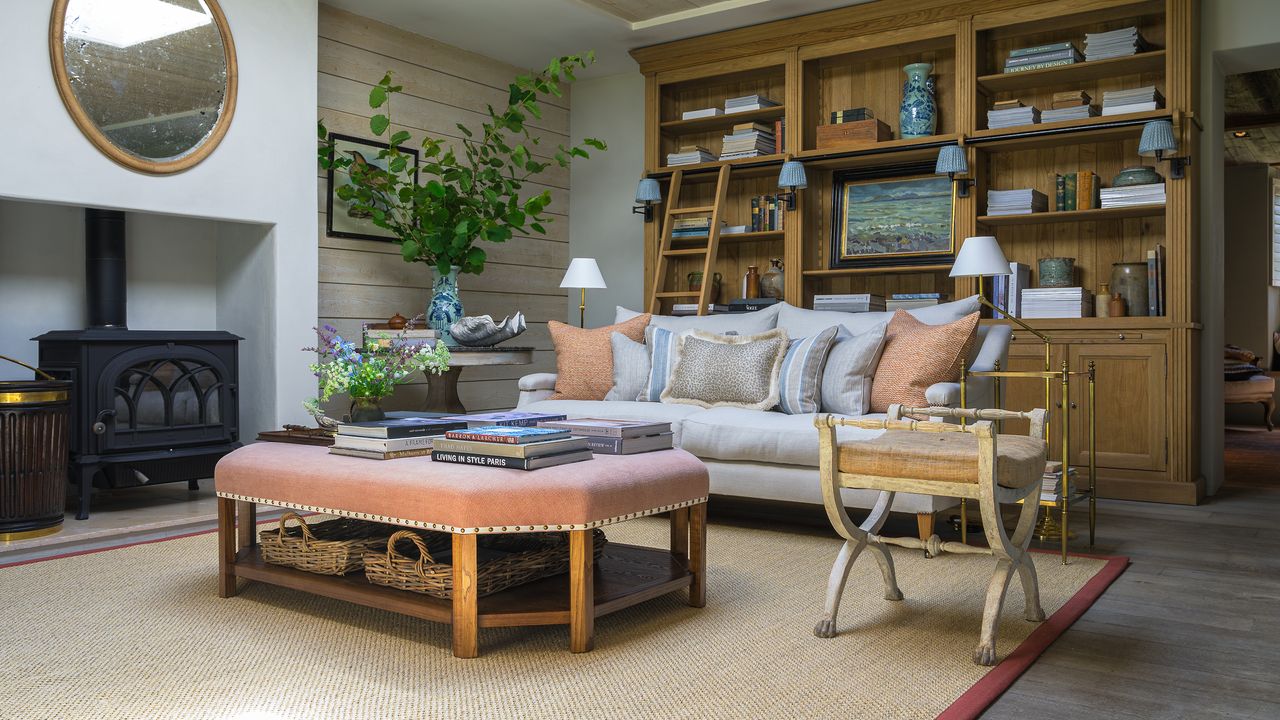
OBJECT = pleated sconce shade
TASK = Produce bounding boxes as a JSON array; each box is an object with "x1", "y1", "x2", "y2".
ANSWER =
[
  {"x1": 778, "y1": 160, "x2": 808, "y2": 189},
  {"x1": 935, "y1": 145, "x2": 968, "y2": 175},
  {"x1": 635, "y1": 178, "x2": 662, "y2": 203},
  {"x1": 1138, "y1": 120, "x2": 1177, "y2": 157}
]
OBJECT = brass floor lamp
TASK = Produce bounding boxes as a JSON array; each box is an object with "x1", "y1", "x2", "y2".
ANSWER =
[{"x1": 559, "y1": 258, "x2": 607, "y2": 328}]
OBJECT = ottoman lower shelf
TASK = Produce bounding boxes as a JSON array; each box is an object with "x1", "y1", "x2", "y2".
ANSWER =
[{"x1": 230, "y1": 543, "x2": 693, "y2": 628}]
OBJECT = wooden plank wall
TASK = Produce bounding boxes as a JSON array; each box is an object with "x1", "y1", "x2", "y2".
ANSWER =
[{"x1": 316, "y1": 5, "x2": 569, "y2": 413}]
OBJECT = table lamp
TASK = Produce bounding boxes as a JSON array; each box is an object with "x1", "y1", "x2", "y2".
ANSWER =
[
  {"x1": 560, "y1": 258, "x2": 607, "y2": 328},
  {"x1": 950, "y1": 234, "x2": 1052, "y2": 358}
]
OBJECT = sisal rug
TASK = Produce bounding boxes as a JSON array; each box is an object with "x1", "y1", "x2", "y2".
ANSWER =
[{"x1": 0, "y1": 516, "x2": 1124, "y2": 720}]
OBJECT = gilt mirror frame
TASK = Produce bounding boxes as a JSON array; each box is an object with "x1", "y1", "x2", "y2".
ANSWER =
[{"x1": 48, "y1": 0, "x2": 239, "y2": 174}]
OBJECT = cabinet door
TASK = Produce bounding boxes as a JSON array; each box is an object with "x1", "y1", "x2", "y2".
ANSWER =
[
  {"x1": 1069, "y1": 343, "x2": 1167, "y2": 472},
  {"x1": 995, "y1": 340, "x2": 1063, "y2": 439}
]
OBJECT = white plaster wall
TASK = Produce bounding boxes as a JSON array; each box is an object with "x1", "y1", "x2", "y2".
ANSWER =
[
  {"x1": 567, "y1": 72, "x2": 647, "y2": 327},
  {"x1": 0, "y1": 0, "x2": 318, "y2": 434}
]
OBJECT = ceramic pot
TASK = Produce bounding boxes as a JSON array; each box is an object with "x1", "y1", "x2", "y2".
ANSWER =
[
  {"x1": 1038, "y1": 257, "x2": 1075, "y2": 288},
  {"x1": 349, "y1": 396, "x2": 386, "y2": 423},
  {"x1": 899, "y1": 62, "x2": 937, "y2": 139},
  {"x1": 744, "y1": 265, "x2": 761, "y2": 299},
  {"x1": 688, "y1": 271, "x2": 722, "y2": 302},
  {"x1": 1109, "y1": 292, "x2": 1127, "y2": 318},
  {"x1": 1095, "y1": 282, "x2": 1111, "y2": 318},
  {"x1": 760, "y1": 259, "x2": 785, "y2": 300},
  {"x1": 1111, "y1": 262, "x2": 1149, "y2": 317},
  {"x1": 428, "y1": 265, "x2": 464, "y2": 345},
  {"x1": 1112, "y1": 166, "x2": 1163, "y2": 188}
]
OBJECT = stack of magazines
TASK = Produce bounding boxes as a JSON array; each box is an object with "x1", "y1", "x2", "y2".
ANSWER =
[
  {"x1": 1101, "y1": 86, "x2": 1164, "y2": 115},
  {"x1": 1099, "y1": 183, "x2": 1165, "y2": 208},
  {"x1": 1021, "y1": 287, "x2": 1093, "y2": 318},
  {"x1": 537, "y1": 418, "x2": 674, "y2": 455},
  {"x1": 329, "y1": 417, "x2": 468, "y2": 460},
  {"x1": 987, "y1": 104, "x2": 1041, "y2": 129},
  {"x1": 987, "y1": 188, "x2": 1048, "y2": 216},
  {"x1": 1083, "y1": 26, "x2": 1147, "y2": 61},
  {"x1": 1041, "y1": 461, "x2": 1079, "y2": 503}
]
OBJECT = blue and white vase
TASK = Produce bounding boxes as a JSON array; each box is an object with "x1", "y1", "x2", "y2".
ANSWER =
[
  {"x1": 428, "y1": 265, "x2": 464, "y2": 346},
  {"x1": 899, "y1": 62, "x2": 937, "y2": 139}
]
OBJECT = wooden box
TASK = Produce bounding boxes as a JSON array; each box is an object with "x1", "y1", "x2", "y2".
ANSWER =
[{"x1": 815, "y1": 119, "x2": 892, "y2": 149}]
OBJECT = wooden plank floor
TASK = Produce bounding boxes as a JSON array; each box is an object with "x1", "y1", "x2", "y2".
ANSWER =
[{"x1": 984, "y1": 430, "x2": 1280, "y2": 718}]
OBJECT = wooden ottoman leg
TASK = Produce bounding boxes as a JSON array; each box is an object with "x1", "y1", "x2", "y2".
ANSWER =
[
  {"x1": 217, "y1": 497, "x2": 238, "y2": 598},
  {"x1": 916, "y1": 511, "x2": 936, "y2": 558},
  {"x1": 236, "y1": 500, "x2": 257, "y2": 549},
  {"x1": 569, "y1": 529, "x2": 594, "y2": 653},
  {"x1": 451, "y1": 533, "x2": 479, "y2": 659},
  {"x1": 688, "y1": 502, "x2": 707, "y2": 608},
  {"x1": 669, "y1": 506, "x2": 689, "y2": 559}
]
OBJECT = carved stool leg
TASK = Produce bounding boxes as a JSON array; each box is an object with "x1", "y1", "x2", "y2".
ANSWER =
[
  {"x1": 814, "y1": 537, "x2": 865, "y2": 638},
  {"x1": 916, "y1": 512, "x2": 937, "y2": 558},
  {"x1": 1010, "y1": 491, "x2": 1046, "y2": 622},
  {"x1": 975, "y1": 559, "x2": 1016, "y2": 666},
  {"x1": 866, "y1": 541, "x2": 903, "y2": 601},
  {"x1": 1263, "y1": 398, "x2": 1275, "y2": 431}
]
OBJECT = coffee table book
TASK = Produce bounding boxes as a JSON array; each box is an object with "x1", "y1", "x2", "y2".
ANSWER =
[
  {"x1": 340, "y1": 417, "x2": 468, "y2": 439},
  {"x1": 445, "y1": 426, "x2": 569, "y2": 444},
  {"x1": 329, "y1": 447, "x2": 435, "y2": 461},
  {"x1": 432, "y1": 436, "x2": 589, "y2": 459},
  {"x1": 582, "y1": 433, "x2": 674, "y2": 455},
  {"x1": 445, "y1": 411, "x2": 568, "y2": 428},
  {"x1": 331, "y1": 434, "x2": 440, "y2": 454},
  {"x1": 537, "y1": 418, "x2": 673, "y2": 438},
  {"x1": 430, "y1": 448, "x2": 594, "y2": 470}
]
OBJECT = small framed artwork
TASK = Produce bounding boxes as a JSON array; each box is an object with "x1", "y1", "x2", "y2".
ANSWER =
[
  {"x1": 325, "y1": 132, "x2": 419, "y2": 243},
  {"x1": 829, "y1": 165, "x2": 955, "y2": 270}
]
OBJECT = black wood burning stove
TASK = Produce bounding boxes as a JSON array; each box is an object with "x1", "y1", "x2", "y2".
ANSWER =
[{"x1": 35, "y1": 209, "x2": 241, "y2": 519}]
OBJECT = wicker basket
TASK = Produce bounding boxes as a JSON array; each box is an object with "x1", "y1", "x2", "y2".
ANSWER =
[
  {"x1": 364, "y1": 529, "x2": 607, "y2": 598},
  {"x1": 259, "y1": 512, "x2": 396, "y2": 575}
]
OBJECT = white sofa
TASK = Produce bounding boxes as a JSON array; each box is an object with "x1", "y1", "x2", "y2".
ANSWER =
[{"x1": 516, "y1": 298, "x2": 1011, "y2": 528}]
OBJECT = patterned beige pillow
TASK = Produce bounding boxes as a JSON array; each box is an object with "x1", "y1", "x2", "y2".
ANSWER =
[
  {"x1": 869, "y1": 310, "x2": 978, "y2": 412},
  {"x1": 548, "y1": 314, "x2": 650, "y2": 400},
  {"x1": 660, "y1": 329, "x2": 789, "y2": 411}
]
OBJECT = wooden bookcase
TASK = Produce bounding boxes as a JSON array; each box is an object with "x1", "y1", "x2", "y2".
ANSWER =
[{"x1": 632, "y1": 0, "x2": 1200, "y2": 504}]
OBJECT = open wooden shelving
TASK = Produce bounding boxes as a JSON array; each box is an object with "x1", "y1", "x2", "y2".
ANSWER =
[
  {"x1": 978, "y1": 204, "x2": 1165, "y2": 226},
  {"x1": 671, "y1": 230, "x2": 784, "y2": 244},
  {"x1": 650, "y1": 153, "x2": 787, "y2": 177},
  {"x1": 969, "y1": 109, "x2": 1172, "y2": 149},
  {"x1": 802, "y1": 265, "x2": 954, "y2": 277},
  {"x1": 659, "y1": 105, "x2": 786, "y2": 134},
  {"x1": 976, "y1": 50, "x2": 1166, "y2": 94}
]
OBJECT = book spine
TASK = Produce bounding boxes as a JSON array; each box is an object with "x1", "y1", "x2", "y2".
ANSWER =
[
  {"x1": 431, "y1": 451, "x2": 529, "y2": 469},
  {"x1": 582, "y1": 437, "x2": 624, "y2": 453},
  {"x1": 1065, "y1": 173, "x2": 1077, "y2": 211},
  {"x1": 444, "y1": 432, "x2": 525, "y2": 444},
  {"x1": 1146, "y1": 249, "x2": 1158, "y2": 316},
  {"x1": 1009, "y1": 41, "x2": 1075, "y2": 58},
  {"x1": 1004, "y1": 48, "x2": 1081, "y2": 66},
  {"x1": 1055, "y1": 174, "x2": 1065, "y2": 211},
  {"x1": 767, "y1": 195, "x2": 776, "y2": 231},
  {"x1": 1002, "y1": 58, "x2": 1077, "y2": 73},
  {"x1": 1078, "y1": 171, "x2": 1091, "y2": 210},
  {"x1": 751, "y1": 196, "x2": 759, "y2": 232},
  {"x1": 539, "y1": 424, "x2": 624, "y2": 438},
  {"x1": 1157, "y1": 244, "x2": 1166, "y2": 316}
]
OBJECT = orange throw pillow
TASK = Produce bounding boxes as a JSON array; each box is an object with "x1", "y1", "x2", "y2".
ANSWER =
[
  {"x1": 869, "y1": 310, "x2": 979, "y2": 412},
  {"x1": 548, "y1": 314, "x2": 651, "y2": 400}
]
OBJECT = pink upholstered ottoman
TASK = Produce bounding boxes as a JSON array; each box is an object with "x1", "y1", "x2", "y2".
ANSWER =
[{"x1": 214, "y1": 444, "x2": 709, "y2": 658}]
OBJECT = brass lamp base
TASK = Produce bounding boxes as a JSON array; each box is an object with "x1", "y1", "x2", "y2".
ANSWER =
[{"x1": 1034, "y1": 508, "x2": 1076, "y2": 543}]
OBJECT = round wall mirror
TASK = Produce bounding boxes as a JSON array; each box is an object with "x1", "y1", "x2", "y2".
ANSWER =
[{"x1": 49, "y1": 0, "x2": 238, "y2": 174}]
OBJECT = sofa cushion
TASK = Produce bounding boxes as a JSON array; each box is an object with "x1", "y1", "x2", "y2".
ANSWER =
[
  {"x1": 819, "y1": 322, "x2": 888, "y2": 416},
  {"x1": 776, "y1": 296, "x2": 981, "y2": 339},
  {"x1": 604, "y1": 331, "x2": 649, "y2": 402},
  {"x1": 777, "y1": 325, "x2": 840, "y2": 414},
  {"x1": 662, "y1": 329, "x2": 789, "y2": 411},
  {"x1": 679, "y1": 406, "x2": 887, "y2": 468},
  {"x1": 1224, "y1": 373, "x2": 1275, "y2": 402},
  {"x1": 548, "y1": 314, "x2": 650, "y2": 401},
  {"x1": 639, "y1": 325, "x2": 683, "y2": 402},
  {"x1": 837, "y1": 431, "x2": 1046, "y2": 489},
  {"x1": 519, "y1": 399, "x2": 703, "y2": 444},
  {"x1": 616, "y1": 304, "x2": 781, "y2": 334},
  {"x1": 869, "y1": 310, "x2": 978, "y2": 412}
]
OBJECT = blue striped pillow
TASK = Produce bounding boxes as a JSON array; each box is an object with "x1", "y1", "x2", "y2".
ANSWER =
[
  {"x1": 776, "y1": 325, "x2": 840, "y2": 414},
  {"x1": 639, "y1": 326, "x2": 680, "y2": 401}
]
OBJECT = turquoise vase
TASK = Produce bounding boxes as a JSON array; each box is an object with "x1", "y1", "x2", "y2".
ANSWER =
[
  {"x1": 899, "y1": 62, "x2": 937, "y2": 139},
  {"x1": 428, "y1": 265, "x2": 464, "y2": 346}
]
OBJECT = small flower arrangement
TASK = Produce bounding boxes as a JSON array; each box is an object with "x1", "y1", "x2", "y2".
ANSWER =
[{"x1": 302, "y1": 318, "x2": 450, "y2": 420}]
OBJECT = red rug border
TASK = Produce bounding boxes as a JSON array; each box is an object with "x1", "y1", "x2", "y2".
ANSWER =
[
  {"x1": 5, "y1": 519, "x2": 1129, "y2": 720},
  {"x1": 936, "y1": 550, "x2": 1131, "y2": 720}
]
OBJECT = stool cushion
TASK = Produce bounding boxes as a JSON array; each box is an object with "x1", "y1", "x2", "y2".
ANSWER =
[
  {"x1": 215, "y1": 444, "x2": 708, "y2": 533},
  {"x1": 1224, "y1": 374, "x2": 1275, "y2": 402},
  {"x1": 838, "y1": 431, "x2": 1046, "y2": 489}
]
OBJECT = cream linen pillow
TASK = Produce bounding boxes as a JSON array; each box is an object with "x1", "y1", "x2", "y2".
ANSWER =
[{"x1": 660, "y1": 329, "x2": 789, "y2": 411}]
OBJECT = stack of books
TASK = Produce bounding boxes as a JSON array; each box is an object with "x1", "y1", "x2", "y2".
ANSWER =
[
  {"x1": 724, "y1": 94, "x2": 779, "y2": 114},
  {"x1": 671, "y1": 303, "x2": 716, "y2": 316},
  {"x1": 1041, "y1": 461, "x2": 1079, "y2": 503},
  {"x1": 443, "y1": 410, "x2": 568, "y2": 428},
  {"x1": 1099, "y1": 183, "x2": 1165, "y2": 208},
  {"x1": 1002, "y1": 41, "x2": 1082, "y2": 73},
  {"x1": 722, "y1": 297, "x2": 779, "y2": 313},
  {"x1": 720, "y1": 121, "x2": 775, "y2": 160},
  {"x1": 750, "y1": 195, "x2": 785, "y2": 231},
  {"x1": 666, "y1": 144, "x2": 715, "y2": 166},
  {"x1": 363, "y1": 325, "x2": 436, "y2": 349},
  {"x1": 830, "y1": 107, "x2": 873, "y2": 124},
  {"x1": 1041, "y1": 91, "x2": 1099, "y2": 123},
  {"x1": 1053, "y1": 171, "x2": 1100, "y2": 211},
  {"x1": 886, "y1": 293, "x2": 948, "y2": 311},
  {"x1": 1101, "y1": 86, "x2": 1164, "y2": 115},
  {"x1": 1083, "y1": 26, "x2": 1147, "y2": 61},
  {"x1": 990, "y1": 262, "x2": 1030, "y2": 318},
  {"x1": 987, "y1": 100, "x2": 1040, "y2": 129},
  {"x1": 537, "y1": 418, "x2": 674, "y2": 455},
  {"x1": 987, "y1": 188, "x2": 1049, "y2": 216},
  {"x1": 329, "y1": 417, "x2": 469, "y2": 460},
  {"x1": 681, "y1": 107, "x2": 723, "y2": 120},
  {"x1": 670, "y1": 216, "x2": 718, "y2": 239},
  {"x1": 431, "y1": 425, "x2": 593, "y2": 470},
  {"x1": 813, "y1": 294, "x2": 886, "y2": 313},
  {"x1": 1146, "y1": 244, "x2": 1167, "y2": 317},
  {"x1": 1021, "y1": 287, "x2": 1094, "y2": 318}
]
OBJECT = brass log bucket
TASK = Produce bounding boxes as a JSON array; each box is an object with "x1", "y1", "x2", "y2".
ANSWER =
[{"x1": 1, "y1": 356, "x2": 71, "y2": 540}]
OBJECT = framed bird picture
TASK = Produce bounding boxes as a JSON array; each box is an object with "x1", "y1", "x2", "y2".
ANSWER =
[{"x1": 325, "y1": 132, "x2": 419, "y2": 243}]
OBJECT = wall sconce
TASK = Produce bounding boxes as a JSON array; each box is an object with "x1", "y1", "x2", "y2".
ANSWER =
[
  {"x1": 633, "y1": 177, "x2": 662, "y2": 222},
  {"x1": 935, "y1": 145, "x2": 974, "y2": 198},
  {"x1": 1139, "y1": 120, "x2": 1190, "y2": 179},
  {"x1": 777, "y1": 160, "x2": 807, "y2": 211}
]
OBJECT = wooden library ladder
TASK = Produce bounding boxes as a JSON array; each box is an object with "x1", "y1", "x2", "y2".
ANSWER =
[{"x1": 647, "y1": 164, "x2": 732, "y2": 316}]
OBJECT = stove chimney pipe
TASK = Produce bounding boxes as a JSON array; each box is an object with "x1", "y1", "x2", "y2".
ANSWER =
[{"x1": 85, "y1": 208, "x2": 127, "y2": 329}]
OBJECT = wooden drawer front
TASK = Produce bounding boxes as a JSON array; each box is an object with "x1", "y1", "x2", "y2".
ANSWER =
[
  {"x1": 1010, "y1": 330, "x2": 1166, "y2": 345},
  {"x1": 1069, "y1": 343, "x2": 1167, "y2": 473}
]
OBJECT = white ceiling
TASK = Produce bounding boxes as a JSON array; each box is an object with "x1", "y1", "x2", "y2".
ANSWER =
[{"x1": 323, "y1": 0, "x2": 873, "y2": 76}]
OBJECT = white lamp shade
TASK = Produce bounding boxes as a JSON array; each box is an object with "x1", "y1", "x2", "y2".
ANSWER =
[
  {"x1": 560, "y1": 258, "x2": 607, "y2": 289},
  {"x1": 950, "y1": 236, "x2": 1011, "y2": 278}
]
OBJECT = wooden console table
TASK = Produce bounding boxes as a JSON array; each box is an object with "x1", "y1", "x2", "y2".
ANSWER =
[{"x1": 425, "y1": 346, "x2": 534, "y2": 413}]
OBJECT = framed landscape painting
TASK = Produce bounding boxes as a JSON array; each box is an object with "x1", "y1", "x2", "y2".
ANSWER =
[
  {"x1": 829, "y1": 170, "x2": 955, "y2": 270},
  {"x1": 325, "y1": 132, "x2": 419, "y2": 243}
]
